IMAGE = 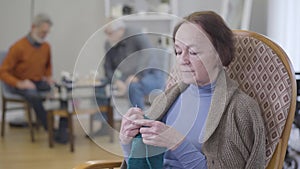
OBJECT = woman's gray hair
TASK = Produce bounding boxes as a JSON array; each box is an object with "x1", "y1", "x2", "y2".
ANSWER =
[{"x1": 32, "y1": 13, "x2": 53, "y2": 26}]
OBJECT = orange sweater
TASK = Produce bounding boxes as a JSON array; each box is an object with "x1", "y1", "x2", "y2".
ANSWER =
[{"x1": 0, "y1": 37, "x2": 52, "y2": 87}]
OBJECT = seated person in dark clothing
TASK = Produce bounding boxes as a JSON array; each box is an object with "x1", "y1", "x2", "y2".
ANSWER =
[
  {"x1": 104, "y1": 19, "x2": 166, "y2": 109},
  {"x1": 88, "y1": 19, "x2": 168, "y2": 137}
]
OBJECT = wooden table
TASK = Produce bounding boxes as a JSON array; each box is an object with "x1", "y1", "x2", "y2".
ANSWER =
[{"x1": 47, "y1": 80, "x2": 114, "y2": 152}]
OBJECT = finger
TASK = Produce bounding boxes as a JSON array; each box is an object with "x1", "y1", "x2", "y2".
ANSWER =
[
  {"x1": 121, "y1": 125, "x2": 139, "y2": 136},
  {"x1": 141, "y1": 133, "x2": 156, "y2": 140},
  {"x1": 123, "y1": 112, "x2": 144, "y2": 123},
  {"x1": 126, "y1": 114, "x2": 144, "y2": 121},
  {"x1": 123, "y1": 122, "x2": 142, "y2": 132},
  {"x1": 139, "y1": 127, "x2": 155, "y2": 134},
  {"x1": 133, "y1": 119, "x2": 155, "y2": 127},
  {"x1": 125, "y1": 129, "x2": 140, "y2": 137},
  {"x1": 125, "y1": 123, "x2": 142, "y2": 131},
  {"x1": 142, "y1": 137, "x2": 160, "y2": 147},
  {"x1": 121, "y1": 117, "x2": 142, "y2": 129},
  {"x1": 125, "y1": 107, "x2": 144, "y2": 117},
  {"x1": 122, "y1": 117, "x2": 144, "y2": 128}
]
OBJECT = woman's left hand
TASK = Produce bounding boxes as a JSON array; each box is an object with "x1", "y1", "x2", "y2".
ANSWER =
[{"x1": 134, "y1": 119, "x2": 184, "y2": 150}]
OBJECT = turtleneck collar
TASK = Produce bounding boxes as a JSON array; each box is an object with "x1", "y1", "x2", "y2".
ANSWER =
[{"x1": 187, "y1": 82, "x2": 216, "y2": 97}]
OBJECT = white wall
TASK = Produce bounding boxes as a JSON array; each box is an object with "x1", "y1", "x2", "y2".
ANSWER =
[
  {"x1": 267, "y1": 0, "x2": 300, "y2": 72},
  {"x1": 0, "y1": 0, "x2": 32, "y2": 50},
  {"x1": 177, "y1": 0, "x2": 221, "y2": 17},
  {"x1": 249, "y1": 0, "x2": 268, "y2": 35},
  {"x1": 0, "y1": 0, "x2": 107, "y2": 80},
  {"x1": 34, "y1": 0, "x2": 106, "y2": 80},
  {"x1": 0, "y1": 0, "x2": 269, "y2": 80},
  {"x1": 177, "y1": 0, "x2": 267, "y2": 35}
]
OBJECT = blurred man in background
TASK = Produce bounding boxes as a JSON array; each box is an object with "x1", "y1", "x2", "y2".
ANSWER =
[
  {"x1": 89, "y1": 19, "x2": 167, "y2": 137},
  {"x1": 0, "y1": 13, "x2": 68, "y2": 144},
  {"x1": 104, "y1": 19, "x2": 166, "y2": 109}
]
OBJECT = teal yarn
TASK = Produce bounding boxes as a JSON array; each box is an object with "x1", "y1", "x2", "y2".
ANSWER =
[{"x1": 127, "y1": 117, "x2": 165, "y2": 169}]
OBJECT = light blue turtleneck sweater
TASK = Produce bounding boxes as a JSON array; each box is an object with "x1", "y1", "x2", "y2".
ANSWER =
[
  {"x1": 121, "y1": 83, "x2": 214, "y2": 169},
  {"x1": 162, "y1": 83, "x2": 215, "y2": 169}
]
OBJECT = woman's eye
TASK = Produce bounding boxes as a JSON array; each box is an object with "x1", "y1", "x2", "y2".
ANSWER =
[
  {"x1": 189, "y1": 51, "x2": 197, "y2": 55},
  {"x1": 175, "y1": 51, "x2": 182, "y2": 55}
]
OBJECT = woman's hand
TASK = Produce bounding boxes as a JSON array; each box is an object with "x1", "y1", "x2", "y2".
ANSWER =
[
  {"x1": 135, "y1": 119, "x2": 185, "y2": 150},
  {"x1": 119, "y1": 107, "x2": 144, "y2": 144}
]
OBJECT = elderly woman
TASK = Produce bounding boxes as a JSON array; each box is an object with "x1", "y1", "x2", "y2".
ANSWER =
[{"x1": 119, "y1": 11, "x2": 265, "y2": 169}]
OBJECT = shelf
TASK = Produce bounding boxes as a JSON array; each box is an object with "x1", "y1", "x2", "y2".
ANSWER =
[
  {"x1": 119, "y1": 13, "x2": 174, "y2": 21},
  {"x1": 103, "y1": 0, "x2": 178, "y2": 38},
  {"x1": 104, "y1": 0, "x2": 178, "y2": 19}
]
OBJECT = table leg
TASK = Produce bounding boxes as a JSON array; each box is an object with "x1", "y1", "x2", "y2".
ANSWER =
[
  {"x1": 47, "y1": 111, "x2": 54, "y2": 148},
  {"x1": 89, "y1": 114, "x2": 93, "y2": 135},
  {"x1": 68, "y1": 113, "x2": 74, "y2": 152},
  {"x1": 107, "y1": 105, "x2": 114, "y2": 143},
  {"x1": 26, "y1": 103, "x2": 35, "y2": 142}
]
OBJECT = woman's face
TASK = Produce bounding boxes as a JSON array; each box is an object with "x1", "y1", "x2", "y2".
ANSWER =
[{"x1": 174, "y1": 23, "x2": 222, "y2": 86}]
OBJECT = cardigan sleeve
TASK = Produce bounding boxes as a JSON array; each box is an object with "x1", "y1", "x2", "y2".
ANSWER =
[{"x1": 233, "y1": 93, "x2": 266, "y2": 169}]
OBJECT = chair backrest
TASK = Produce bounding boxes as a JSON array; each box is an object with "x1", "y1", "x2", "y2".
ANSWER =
[
  {"x1": 166, "y1": 30, "x2": 296, "y2": 169},
  {"x1": 0, "y1": 51, "x2": 24, "y2": 100},
  {"x1": 227, "y1": 30, "x2": 296, "y2": 168},
  {"x1": 0, "y1": 51, "x2": 7, "y2": 97},
  {"x1": 0, "y1": 51, "x2": 7, "y2": 64}
]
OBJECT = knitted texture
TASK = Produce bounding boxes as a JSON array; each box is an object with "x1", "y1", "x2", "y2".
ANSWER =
[{"x1": 127, "y1": 116, "x2": 165, "y2": 169}]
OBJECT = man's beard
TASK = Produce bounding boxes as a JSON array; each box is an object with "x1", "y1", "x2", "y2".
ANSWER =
[{"x1": 32, "y1": 32, "x2": 45, "y2": 44}]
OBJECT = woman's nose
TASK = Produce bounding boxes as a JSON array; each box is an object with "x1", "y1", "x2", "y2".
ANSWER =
[{"x1": 181, "y1": 52, "x2": 190, "y2": 64}]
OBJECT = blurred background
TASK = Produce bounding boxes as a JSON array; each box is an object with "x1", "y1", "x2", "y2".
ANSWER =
[
  {"x1": 1, "y1": 0, "x2": 298, "y2": 80},
  {"x1": 0, "y1": 0, "x2": 300, "y2": 169}
]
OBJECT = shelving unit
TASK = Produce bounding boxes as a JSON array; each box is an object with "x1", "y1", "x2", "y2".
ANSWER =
[
  {"x1": 104, "y1": 0, "x2": 178, "y2": 70},
  {"x1": 104, "y1": 0, "x2": 178, "y2": 18},
  {"x1": 104, "y1": 0, "x2": 178, "y2": 41}
]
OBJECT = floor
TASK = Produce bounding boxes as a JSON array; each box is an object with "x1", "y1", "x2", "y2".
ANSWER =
[
  {"x1": 2, "y1": 100, "x2": 300, "y2": 169},
  {"x1": 0, "y1": 108, "x2": 123, "y2": 169}
]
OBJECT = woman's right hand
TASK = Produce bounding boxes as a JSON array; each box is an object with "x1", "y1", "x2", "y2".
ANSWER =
[{"x1": 119, "y1": 107, "x2": 144, "y2": 144}]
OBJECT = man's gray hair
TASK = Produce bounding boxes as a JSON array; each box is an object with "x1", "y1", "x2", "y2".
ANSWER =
[{"x1": 32, "y1": 13, "x2": 53, "y2": 26}]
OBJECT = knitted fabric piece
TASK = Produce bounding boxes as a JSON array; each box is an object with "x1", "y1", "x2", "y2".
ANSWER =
[{"x1": 127, "y1": 116, "x2": 165, "y2": 169}]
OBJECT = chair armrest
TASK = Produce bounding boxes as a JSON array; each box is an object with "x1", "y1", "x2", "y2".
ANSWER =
[{"x1": 73, "y1": 160, "x2": 123, "y2": 169}]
